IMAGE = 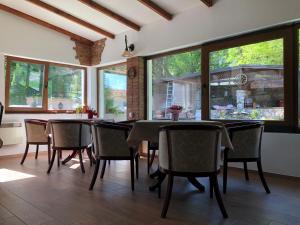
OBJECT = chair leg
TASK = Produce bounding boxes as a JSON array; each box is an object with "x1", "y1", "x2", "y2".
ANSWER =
[
  {"x1": 147, "y1": 147, "x2": 150, "y2": 174},
  {"x1": 161, "y1": 174, "x2": 174, "y2": 218},
  {"x1": 149, "y1": 149, "x2": 156, "y2": 167},
  {"x1": 78, "y1": 150, "x2": 85, "y2": 173},
  {"x1": 243, "y1": 162, "x2": 249, "y2": 181},
  {"x1": 108, "y1": 160, "x2": 111, "y2": 165},
  {"x1": 47, "y1": 150, "x2": 56, "y2": 174},
  {"x1": 47, "y1": 143, "x2": 51, "y2": 164},
  {"x1": 257, "y1": 160, "x2": 271, "y2": 194},
  {"x1": 86, "y1": 147, "x2": 93, "y2": 167},
  {"x1": 135, "y1": 154, "x2": 139, "y2": 180},
  {"x1": 89, "y1": 159, "x2": 100, "y2": 190},
  {"x1": 223, "y1": 159, "x2": 228, "y2": 194},
  {"x1": 100, "y1": 160, "x2": 107, "y2": 179},
  {"x1": 209, "y1": 176, "x2": 213, "y2": 199},
  {"x1": 212, "y1": 175, "x2": 228, "y2": 219},
  {"x1": 35, "y1": 145, "x2": 39, "y2": 159},
  {"x1": 130, "y1": 157, "x2": 135, "y2": 191},
  {"x1": 57, "y1": 150, "x2": 60, "y2": 167},
  {"x1": 20, "y1": 143, "x2": 29, "y2": 165}
]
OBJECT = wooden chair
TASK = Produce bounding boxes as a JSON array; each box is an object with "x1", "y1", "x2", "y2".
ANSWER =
[
  {"x1": 119, "y1": 120, "x2": 156, "y2": 174},
  {"x1": 47, "y1": 120, "x2": 93, "y2": 174},
  {"x1": 223, "y1": 122, "x2": 270, "y2": 194},
  {"x1": 21, "y1": 119, "x2": 51, "y2": 164},
  {"x1": 89, "y1": 122, "x2": 139, "y2": 191},
  {"x1": 158, "y1": 124, "x2": 228, "y2": 219}
]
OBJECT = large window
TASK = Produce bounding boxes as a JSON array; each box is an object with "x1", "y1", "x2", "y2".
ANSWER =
[
  {"x1": 48, "y1": 65, "x2": 85, "y2": 110},
  {"x1": 147, "y1": 49, "x2": 201, "y2": 120},
  {"x1": 5, "y1": 56, "x2": 87, "y2": 113},
  {"x1": 98, "y1": 64, "x2": 127, "y2": 121},
  {"x1": 209, "y1": 39, "x2": 284, "y2": 121}
]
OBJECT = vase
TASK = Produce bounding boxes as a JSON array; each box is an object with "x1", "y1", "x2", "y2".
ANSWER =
[
  {"x1": 170, "y1": 111, "x2": 180, "y2": 121},
  {"x1": 87, "y1": 112, "x2": 93, "y2": 119}
]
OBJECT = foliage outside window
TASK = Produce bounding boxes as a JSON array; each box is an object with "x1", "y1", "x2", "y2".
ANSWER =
[
  {"x1": 147, "y1": 50, "x2": 201, "y2": 120},
  {"x1": 8, "y1": 61, "x2": 45, "y2": 108},
  {"x1": 48, "y1": 65, "x2": 84, "y2": 110},
  {"x1": 209, "y1": 39, "x2": 284, "y2": 121},
  {"x1": 98, "y1": 64, "x2": 127, "y2": 121},
  {"x1": 5, "y1": 56, "x2": 87, "y2": 112}
]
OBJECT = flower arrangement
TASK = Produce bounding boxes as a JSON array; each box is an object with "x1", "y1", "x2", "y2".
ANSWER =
[
  {"x1": 167, "y1": 105, "x2": 183, "y2": 121},
  {"x1": 76, "y1": 106, "x2": 98, "y2": 119}
]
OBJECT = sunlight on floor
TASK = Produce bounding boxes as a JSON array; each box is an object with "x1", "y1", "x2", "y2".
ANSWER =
[
  {"x1": 69, "y1": 164, "x2": 81, "y2": 169},
  {"x1": 0, "y1": 168, "x2": 36, "y2": 182}
]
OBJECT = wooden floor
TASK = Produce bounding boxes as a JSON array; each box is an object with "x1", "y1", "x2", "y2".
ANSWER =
[{"x1": 0, "y1": 154, "x2": 300, "y2": 225}]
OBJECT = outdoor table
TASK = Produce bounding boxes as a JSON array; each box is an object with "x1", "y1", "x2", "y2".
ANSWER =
[{"x1": 127, "y1": 120, "x2": 234, "y2": 193}]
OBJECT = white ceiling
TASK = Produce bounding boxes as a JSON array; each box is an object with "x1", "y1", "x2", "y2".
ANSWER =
[{"x1": 0, "y1": 0, "x2": 203, "y2": 41}]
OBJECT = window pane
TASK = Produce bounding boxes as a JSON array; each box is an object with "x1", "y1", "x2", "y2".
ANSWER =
[
  {"x1": 147, "y1": 50, "x2": 201, "y2": 120},
  {"x1": 210, "y1": 39, "x2": 284, "y2": 121},
  {"x1": 9, "y1": 61, "x2": 44, "y2": 108},
  {"x1": 48, "y1": 65, "x2": 85, "y2": 110},
  {"x1": 99, "y1": 64, "x2": 127, "y2": 121}
]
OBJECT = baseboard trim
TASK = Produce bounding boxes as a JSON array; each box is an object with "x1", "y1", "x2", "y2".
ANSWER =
[{"x1": 225, "y1": 166, "x2": 300, "y2": 181}]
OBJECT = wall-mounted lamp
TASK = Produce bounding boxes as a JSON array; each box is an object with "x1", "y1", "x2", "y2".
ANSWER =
[{"x1": 122, "y1": 35, "x2": 134, "y2": 58}]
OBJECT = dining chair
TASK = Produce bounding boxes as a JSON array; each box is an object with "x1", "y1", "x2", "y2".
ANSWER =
[
  {"x1": 119, "y1": 120, "x2": 156, "y2": 174},
  {"x1": 223, "y1": 122, "x2": 270, "y2": 194},
  {"x1": 89, "y1": 122, "x2": 139, "y2": 191},
  {"x1": 21, "y1": 119, "x2": 51, "y2": 164},
  {"x1": 47, "y1": 120, "x2": 93, "y2": 174},
  {"x1": 159, "y1": 124, "x2": 228, "y2": 219}
]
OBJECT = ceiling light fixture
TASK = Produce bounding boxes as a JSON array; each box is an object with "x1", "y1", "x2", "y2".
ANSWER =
[{"x1": 122, "y1": 35, "x2": 134, "y2": 58}]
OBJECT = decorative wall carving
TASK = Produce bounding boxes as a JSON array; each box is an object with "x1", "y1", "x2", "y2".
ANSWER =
[{"x1": 73, "y1": 38, "x2": 106, "y2": 66}]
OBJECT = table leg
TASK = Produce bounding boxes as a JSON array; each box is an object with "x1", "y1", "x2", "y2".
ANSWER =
[
  {"x1": 149, "y1": 172, "x2": 166, "y2": 191},
  {"x1": 62, "y1": 150, "x2": 77, "y2": 165},
  {"x1": 187, "y1": 177, "x2": 205, "y2": 192}
]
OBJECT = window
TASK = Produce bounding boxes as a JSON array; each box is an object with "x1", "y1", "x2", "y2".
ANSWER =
[
  {"x1": 298, "y1": 28, "x2": 300, "y2": 126},
  {"x1": 7, "y1": 60, "x2": 45, "y2": 109},
  {"x1": 48, "y1": 65, "x2": 85, "y2": 110},
  {"x1": 147, "y1": 49, "x2": 201, "y2": 120},
  {"x1": 5, "y1": 56, "x2": 87, "y2": 113},
  {"x1": 209, "y1": 39, "x2": 284, "y2": 121},
  {"x1": 98, "y1": 64, "x2": 127, "y2": 121}
]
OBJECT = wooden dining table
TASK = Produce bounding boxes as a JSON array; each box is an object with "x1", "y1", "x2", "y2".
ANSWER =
[{"x1": 127, "y1": 120, "x2": 234, "y2": 193}]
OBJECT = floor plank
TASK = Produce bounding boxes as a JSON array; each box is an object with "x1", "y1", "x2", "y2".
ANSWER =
[{"x1": 0, "y1": 154, "x2": 299, "y2": 225}]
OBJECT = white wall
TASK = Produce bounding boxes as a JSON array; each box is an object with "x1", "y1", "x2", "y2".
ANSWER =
[
  {"x1": 0, "y1": 10, "x2": 95, "y2": 156},
  {"x1": 101, "y1": 0, "x2": 300, "y2": 64}
]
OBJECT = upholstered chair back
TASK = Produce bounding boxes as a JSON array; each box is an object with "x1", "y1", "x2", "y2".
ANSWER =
[
  {"x1": 92, "y1": 123, "x2": 132, "y2": 158},
  {"x1": 50, "y1": 120, "x2": 92, "y2": 150},
  {"x1": 227, "y1": 123, "x2": 263, "y2": 159},
  {"x1": 159, "y1": 125, "x2": 222, "y2": 173},
  {"x1": 25, "y1": 119, "x2": 49, "y2": 144}
]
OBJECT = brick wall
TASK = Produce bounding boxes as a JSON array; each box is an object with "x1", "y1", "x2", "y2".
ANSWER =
[{"x1": 126, "y1": 57, "x2": 145, "y2": 120}]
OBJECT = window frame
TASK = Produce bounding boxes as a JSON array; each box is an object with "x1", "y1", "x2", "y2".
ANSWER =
[
  {"x1": 201, "y1": 26, "x2": 296, "y2": 132},
  {"x1": 145, "y1": 47, "x2": 202, "y2": 120},
  {"x1": 96, "y1": 62, "x2": 127, "y2": 117},
  {"x1": 5, "y1": 56, "x2": 87, "y2": 113},
  {"x1": 145, "y1": 24, "x2": 300, "y2": 132}
]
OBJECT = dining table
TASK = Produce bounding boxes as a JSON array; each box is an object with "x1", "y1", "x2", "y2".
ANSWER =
[{"x1": 127, "y1": 120, "x2": 234, "y2": 194}]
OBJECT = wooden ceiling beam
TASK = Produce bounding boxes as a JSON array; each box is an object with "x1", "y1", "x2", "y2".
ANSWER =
[
  {"x1": 26, "y1": 0, "x2": 115, "y2": 39},
  {"x1": 201, "y1": 0, "x2": 213, "y2": 7},
  {"x1": 78, "y1": 0, "x2": 140, "y2": 31},
  {"x1": 0, "y1": 4, "x2": 93, "y2": 45},
  {"x1": 137, "y1": 0, "x2": 173, "y2": 21}
]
